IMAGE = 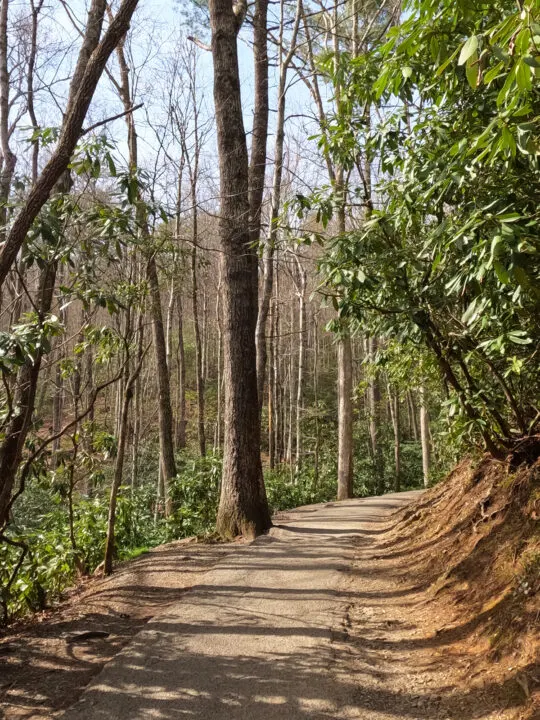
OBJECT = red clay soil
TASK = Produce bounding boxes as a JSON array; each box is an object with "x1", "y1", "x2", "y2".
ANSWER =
[{"x1": 340, "y1": 454, "x2": 539, "y2": 720}]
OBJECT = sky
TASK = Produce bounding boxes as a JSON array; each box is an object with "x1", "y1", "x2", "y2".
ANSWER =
[{"x1": 8, "y1": 0, "x2": 332, "y2": 215}]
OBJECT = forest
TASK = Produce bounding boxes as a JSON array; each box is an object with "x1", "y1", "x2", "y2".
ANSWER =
[{"x1": 0, "y1": 0, "x2": 538, "y2": 630}]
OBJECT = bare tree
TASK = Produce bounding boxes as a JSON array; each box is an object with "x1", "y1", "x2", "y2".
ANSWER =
[
  {"x1": 111, "y1": 24, "x2": 177, "y2": 502},
  {"x1": 0, "y1": 0, "x2": 140, "y2": 287}
]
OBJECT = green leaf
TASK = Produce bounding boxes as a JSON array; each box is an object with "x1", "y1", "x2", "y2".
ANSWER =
[
  {"x1": 501, "y1": 126, "x2": 516, "y2": 157},
  {"x1": 523, "y1": 55, "x2": 540, "y2": 68},
  {"x1": 484, "y1": 61, "x2": 504, "y2": 84},
  {"x1": 435, "y1": 46, "x2": 460, "y2": 76},
  {"x1": 493, "y1": 260, "x2": 510, "y2": 284},
  {"x1": 466, "y1": 56, "x2": 479, "y2": 89},
  {"x1": 507, "y1": 331, "x2": 532, "y2": 345},
  {"x1": 515, "y1": 60, "x2": 532, "y2": 92},
  {"x1": 490, "y1": 235, "x2": 504, "y2": 257},
  {"x1": 462, "y1": 298, "x2": 478, "y2": 325},
  {"x1": 497, "y1": 213, "x2": 522, "y2": 223},
  {"x1": 458, "y1": 35, "x2": 479, "y2": 66}
]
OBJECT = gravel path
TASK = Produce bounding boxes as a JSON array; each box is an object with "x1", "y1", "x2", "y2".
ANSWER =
[{"x1": 59, "y1": 492, "x2": 420, "y2": 720}]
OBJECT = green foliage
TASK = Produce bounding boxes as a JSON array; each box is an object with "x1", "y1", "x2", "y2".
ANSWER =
[
  {"x1": 265, "y1": 452, "x2": 338, "y2": 512},
  {"x1": 166, "y1": 454, "x2": 222, "y2": 538},
  {"x1": 0, "y1": 480, "x2": 165, "y2": 623},
  {"x1": 309, "y1": 0, "x2": 540, "y2": 454}
]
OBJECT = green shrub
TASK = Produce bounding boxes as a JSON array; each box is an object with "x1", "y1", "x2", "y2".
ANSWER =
[{"x1": 165, "y1": 453, "x2": 221, "y2": 538}]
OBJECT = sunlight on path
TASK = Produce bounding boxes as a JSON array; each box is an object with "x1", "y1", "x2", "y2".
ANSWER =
[{"x1": 60, "y1": 493, "x2": 419, "y2": 720}]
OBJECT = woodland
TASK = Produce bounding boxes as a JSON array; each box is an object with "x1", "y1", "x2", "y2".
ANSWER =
[{"x1": 0, "y1": 0, "x2": 538, "y2": 626}]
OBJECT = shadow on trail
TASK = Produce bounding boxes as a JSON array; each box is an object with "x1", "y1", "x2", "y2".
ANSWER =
[{"x1": 59, "y1": 614, "x2": 533, "y2": 720}]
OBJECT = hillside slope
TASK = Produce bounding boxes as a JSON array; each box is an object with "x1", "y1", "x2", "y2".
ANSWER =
[{"x1": 345, "y1": 450, "x2": 539, "y2": 719}]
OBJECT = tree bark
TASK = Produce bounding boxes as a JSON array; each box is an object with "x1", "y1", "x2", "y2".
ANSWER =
[
  {"x1": 419, "y1": 383, "x2": 430, "y2": 488},
  {"x1": 337, "y1": 336, "x2": 353, "y2": 500},
  {"x1": 191, "y1": 218, "x2": 206, "y2": 456},
  {"x1": 0, "y1": 0, "x2": 140, "y2": 287},
  {"x1": 175, "y1": 295, "x2": 187, "y2": 449},
  {"x1": 147, "y1": 256, "x2": 177, "y2": 493},
  {"x1": 294, "y1": 257, "x2": 306, "y2": 474},
  {"x1": 368, "y1": 336, "x2": 384, "y2": 494},
  {"x1": 388, "y1": 383, "x2": 401, "y2": 491},
  {"x1": 255, "y1": 0, "x2": 302, "y2": 412},
  {"x1": 210, "y1": 0, "x2": 271, "y2": 538}
]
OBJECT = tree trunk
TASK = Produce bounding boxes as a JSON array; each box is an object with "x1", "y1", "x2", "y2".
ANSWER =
[
  {"x1": 368, "y1": 336, "x2": 384, "y2": 494},
  {"x1": 113, "y1": 33, "x2": 177, "y2": 501},
  {"x1": 337, "y1": 336, "x2": 353, "y2": 500},
  {"x1": 388, "y1": 383, "x2": 401, "y2": 492},
  {"x1": 210, "y1": 0, "x2": 271, "y2": 539},
  {"x1": 268, "y1": 297, "x2": 275, "y2": 468},
  {"x1": 191, "y1": 228, "x2": 206, "y2": 456},
  {"x1": 407, "y1": 390, "x2": 419, "y2": 441},
  {"x1": 147, "y1": 256, "x2": 177, "y2": 496},
  {"x1": 0, "y1": 262, "x2": 56, "y2": 528},
  {"x1": 294, "y1": 258, "x2": 306, "y2": 474},
  {"x1": 255, "y1": 0, "x2": 301, "y2": 413},
  {"x1": 251, "y1": 0, "x2": 270, "y2": 414},
  {"x1": 419, "y1": 383, "x2": 430, "y2": 488},
  {"x1": 175, "y1": 295, "x2": 187, "y2": 449},
  {"x1": 214, "y1": 266, "x2": 223, "y2": 452},
  {"x1": 103, "y1": 355, "x2": 144, "y2": 575},
  {"x1": 313, "y1": 315, "x2": 320, "y2": 486}
]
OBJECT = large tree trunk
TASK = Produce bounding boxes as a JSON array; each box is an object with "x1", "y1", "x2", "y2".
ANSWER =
[
  {"x1": 210, "y1": 0, "x2": 271, "y2": 539},
  {"x1": 337, "y1": 335, "x2": 353, "y2": 500}
]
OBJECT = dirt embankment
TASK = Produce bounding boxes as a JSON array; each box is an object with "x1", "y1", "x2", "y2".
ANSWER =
[{"x1": 344, "y1": 451, "x2": 539, "y2": 719}]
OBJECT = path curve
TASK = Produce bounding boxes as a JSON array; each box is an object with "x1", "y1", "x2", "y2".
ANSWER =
[{"x1": 60, "y1": 492, "x2": 420, "y2": 720}]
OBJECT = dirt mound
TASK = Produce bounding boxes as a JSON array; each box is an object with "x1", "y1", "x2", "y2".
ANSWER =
[{"x1": 378, "y1": 453, "x2": 540, "y2": 717}]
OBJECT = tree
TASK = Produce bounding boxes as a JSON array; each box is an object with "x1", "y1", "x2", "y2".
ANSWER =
[
  {"x1": 0, "y1": 0, "x2": 141, "y2": 530},
  {"x1": 0, "y1": 0, "x2": 140, "y2": 287},
  {"x1": 111, "y1": 27, "x2": 177, "y2": 502},
  {"x1": 319, "y1": 0, "x2": 540, "y2": 456},
  {"x1": 209, "y1": 0, "x2": 271, "y2": 538}
]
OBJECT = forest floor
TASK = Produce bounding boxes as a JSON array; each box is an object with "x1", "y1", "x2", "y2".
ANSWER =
[{"x1": 0, "y1": 458, "x2": 538, "y2": 720}]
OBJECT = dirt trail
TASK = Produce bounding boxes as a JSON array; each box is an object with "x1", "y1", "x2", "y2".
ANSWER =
[
  {"x1": 0, "y1": 540, "x2": 237, "y2": 719},
  {"x1": 58, "y1": 493, "x2": 421, "y2": 720},
  {"x1": 4, "y1": 490, "x2": 534, "y2": 720}
]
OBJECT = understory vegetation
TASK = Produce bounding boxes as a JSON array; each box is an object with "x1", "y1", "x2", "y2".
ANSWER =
[{"x1": 1, "y1": 433, "x2": 425, "y2": 621}]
